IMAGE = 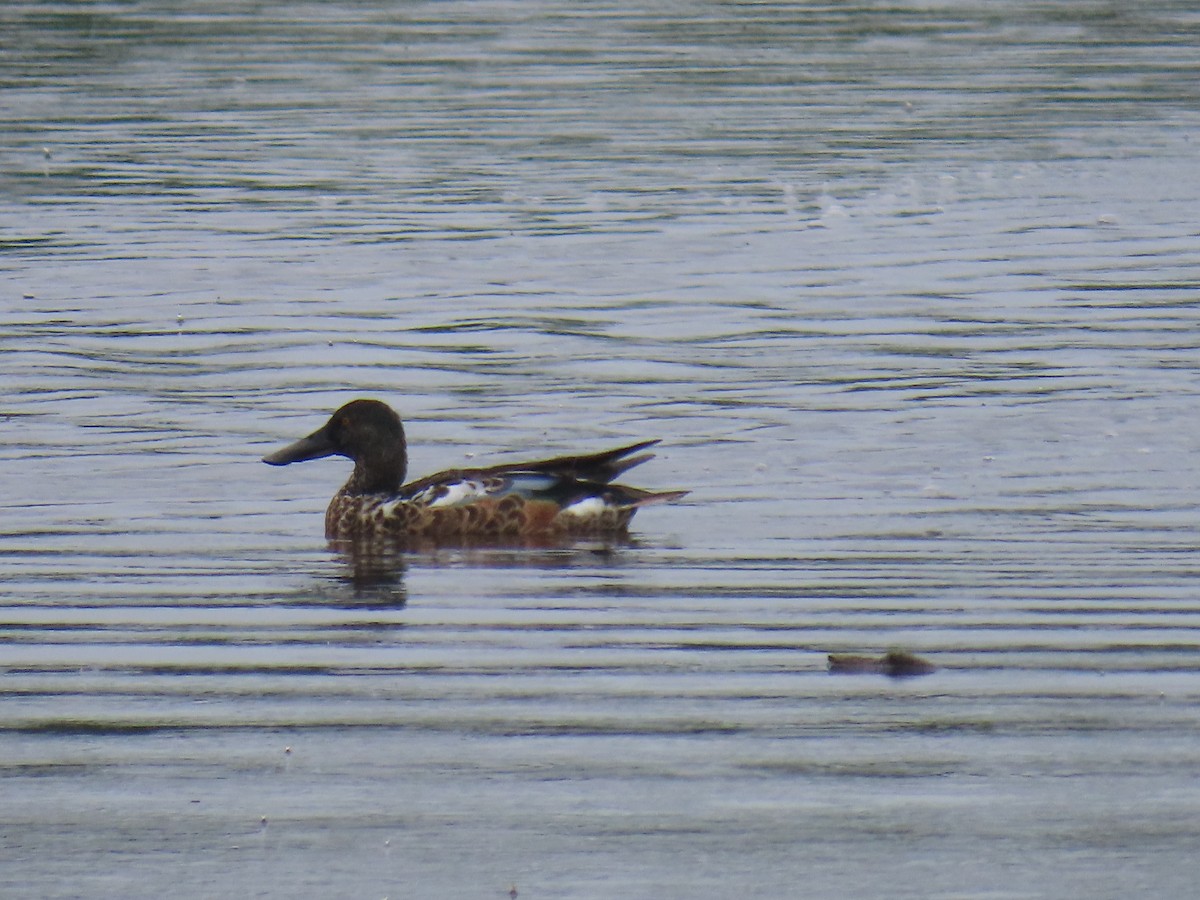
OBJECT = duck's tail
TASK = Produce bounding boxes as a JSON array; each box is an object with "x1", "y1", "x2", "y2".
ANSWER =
[{"x1": 520, "y1": 439, "x2": 664, "y2": 484}]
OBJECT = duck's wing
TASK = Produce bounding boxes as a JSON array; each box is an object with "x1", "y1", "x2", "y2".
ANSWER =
[
  {"x1": 401, "y1": 469, "x2": 686, "y2": 512},
  {"x1": 399, "y1": 440, "x2": 685, "y2": 511},
  {"x1": 397, "y1": 441, "x2": 656, "y2": 498},
  {"x1": 487, "y1": 439, "x2": 663, "y2": 484}
]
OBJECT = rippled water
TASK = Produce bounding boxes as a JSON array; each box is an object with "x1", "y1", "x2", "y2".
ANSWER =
[{"x1": 4, "y1": 2, "x2": 1200, "y2": 897}]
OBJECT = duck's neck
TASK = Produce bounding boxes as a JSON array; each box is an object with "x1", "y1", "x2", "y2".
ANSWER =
[{"x1": 343, "y1": 443, "x2": 407, "y2": 495}]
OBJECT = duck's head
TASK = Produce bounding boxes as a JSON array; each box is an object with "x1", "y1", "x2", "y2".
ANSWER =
[{"x1": 263, "y1": 399, "x2": 408, "y2": 494}]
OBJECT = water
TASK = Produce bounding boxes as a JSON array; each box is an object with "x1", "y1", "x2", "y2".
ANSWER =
[{"x1": 4, "y1": 1, "x2": 1200, "y2": 897}]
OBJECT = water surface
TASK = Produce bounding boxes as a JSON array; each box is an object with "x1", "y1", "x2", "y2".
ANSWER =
[{"x1": 4, "y1": 2, "x2": 1200, "y2": 897}]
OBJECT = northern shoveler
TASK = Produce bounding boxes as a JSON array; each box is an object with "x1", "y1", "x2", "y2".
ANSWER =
[{"x1": 262, "y1": 399, "x2": 688, "y2": 541}]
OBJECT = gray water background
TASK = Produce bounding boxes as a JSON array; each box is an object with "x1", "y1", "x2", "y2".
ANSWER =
[{"x1": 4, "y1": 2, "x2": 1200, "y2": 897}]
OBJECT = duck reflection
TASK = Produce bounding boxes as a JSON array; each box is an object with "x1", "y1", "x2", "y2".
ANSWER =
[
  {"x1": 327, "y1": 539, "x2": 410, "y2": 606},
  {"x1": 332, "y1": 532, "x2": 638, "y2": 577}
]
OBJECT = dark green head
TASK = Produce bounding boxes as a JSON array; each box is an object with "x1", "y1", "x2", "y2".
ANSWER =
[{"x1": 263, "y1": 399, "x2": 408, "y2": 494}]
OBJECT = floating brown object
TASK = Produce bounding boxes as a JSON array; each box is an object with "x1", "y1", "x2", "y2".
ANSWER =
[{"x1": 827, "y1": 650, "x2": 937, "y2": 678}]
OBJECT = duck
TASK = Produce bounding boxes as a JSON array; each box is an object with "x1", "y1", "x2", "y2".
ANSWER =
[{"x1": 262, "y1": 399, "x2": 689, "y2": 542}]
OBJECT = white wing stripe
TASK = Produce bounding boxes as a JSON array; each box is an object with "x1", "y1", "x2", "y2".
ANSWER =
[{"x1": 426, "y1": 480, "x2": 489, "y2": 508}]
